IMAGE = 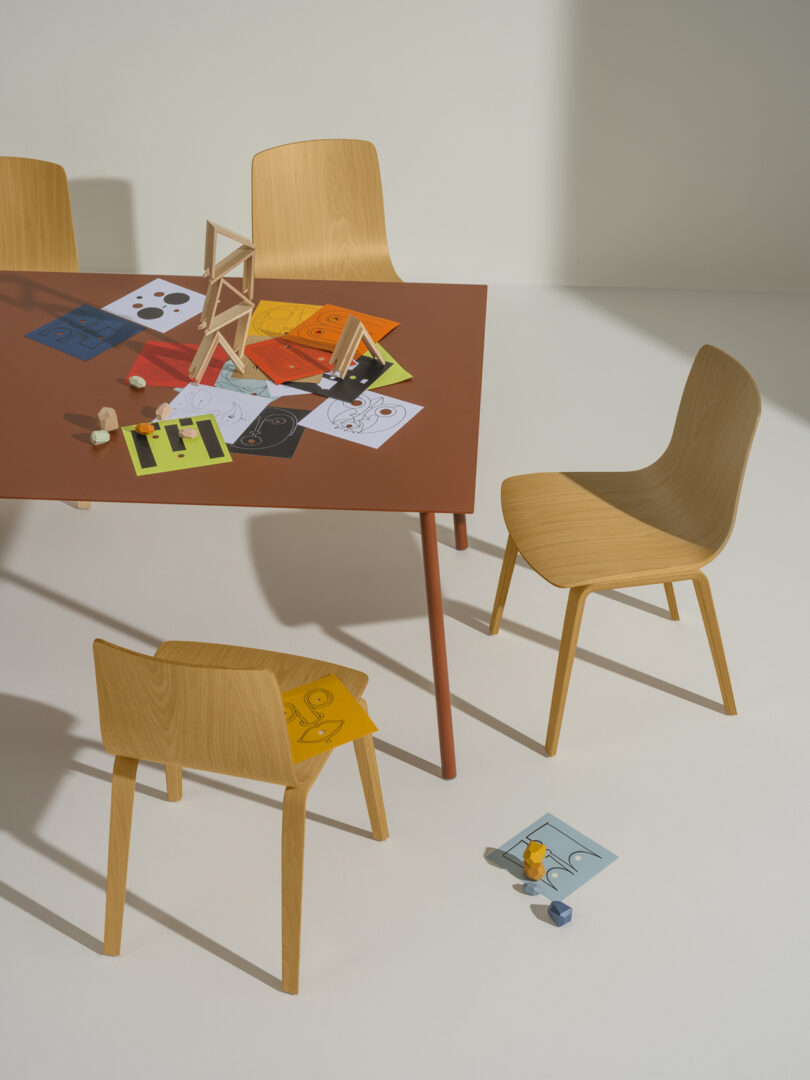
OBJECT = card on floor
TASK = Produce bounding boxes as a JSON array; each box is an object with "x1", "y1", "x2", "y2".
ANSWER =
[
  {"x1": 128, "y1": 341, "x2": 226, "y2": 387},
  {"x1": 285, "y1": 353, "x2": 393, "y2": 401},
  {"x1": 229, "y1": 405, "x2": 309, "y2": 459},
  {"x1": 103, "y1": 277, "x2": 206, "y2": 333},
  {"x1": 298, "y1": 390, "x2": 422, "y2": 448},
  {"x1": 25, "y1": 305, "x2": 143, "y2": 360}
]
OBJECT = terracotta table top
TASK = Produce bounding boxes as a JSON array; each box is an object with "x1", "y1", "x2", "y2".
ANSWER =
[{"x1": 0, "y1": 272, "x2": 487, "y2": 512}]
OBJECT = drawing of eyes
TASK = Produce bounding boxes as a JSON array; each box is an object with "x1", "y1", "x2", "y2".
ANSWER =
[
  {"x1": 297, "y1": 719, "x2": 344, "y2": 744},
  {"x1": 304, "y1": 687, "x2": 334, "y2": 720}
]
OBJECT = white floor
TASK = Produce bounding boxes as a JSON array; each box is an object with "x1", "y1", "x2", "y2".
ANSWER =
[{"x1": 2, "y1": 287, "x2": 808, "y2": 1079}]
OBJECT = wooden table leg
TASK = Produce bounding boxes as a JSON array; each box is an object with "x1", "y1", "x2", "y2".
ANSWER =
[
  {"x1": 453, "y1": 513, "x2": 468, "y2": 550},
  {"x1": 420, "y1": 512, "x2": 457, "y2": 779}
]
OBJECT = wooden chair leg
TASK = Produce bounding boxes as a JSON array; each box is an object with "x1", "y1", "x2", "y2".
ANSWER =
[
  {"x1": 545, "y1": 586, "x2": 590, "y2": 756},
  {"x1": 490, "y1": 535, "x2": 518, "y2": 634},
  {"x1": 104, "y1": 755, "x2": 138, "y2": 956},
  {"x1": 353, "y1": 735, "x2": 389, "y2": 841},
  {"x1": 691, "y1": 572, "x2": 737, "y2": 714},
  {"x1": 663, "y1": 582, "x2": 680, "y2": 620},
  {"x1": 165, "y1": 765, "x2": 183, "y2": 802},
  {"x1": 281, "y1": 785, "x2": 309, "y2": 994}
]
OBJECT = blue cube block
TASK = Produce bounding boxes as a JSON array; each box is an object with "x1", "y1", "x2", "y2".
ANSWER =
[{"x1": 548, "y1": 901, "x2": 572, "y2": 926}]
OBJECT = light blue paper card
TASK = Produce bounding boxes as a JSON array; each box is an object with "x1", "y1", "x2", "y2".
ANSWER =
[{"x1": 488, "y1": 813, "x2": 617, "y2": 900}]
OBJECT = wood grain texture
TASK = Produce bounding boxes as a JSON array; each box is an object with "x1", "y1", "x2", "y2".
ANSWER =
[
  {"x1": 490, "y1": 535, "x2": 518, "y2": 634},
  {"x1": 496, "y1": 345, "x2": 760, "y2": 754},
  {"x1": 420, "y1": 512, "x2": 456, "y2": 779},
  {"x1": 103, "y1": 755, "x2": 138, "y2": 955},
  {"x1": 252, "y1": 140, "x2": 401, "y2": 281},
  {"x1": 94, "y1": 638, "x2": 389, "y2": 993},
  {"x1": 0, "y1": 157, "x2": 78, "y2": 271}
]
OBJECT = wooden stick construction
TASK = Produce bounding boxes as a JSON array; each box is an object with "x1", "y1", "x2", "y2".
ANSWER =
[
  {"x1": 329, "y1": 315, "x2": 386, "y2": 380},
  {"x1": 189, "y1": 221, "x2": 256, "y2": 384}
]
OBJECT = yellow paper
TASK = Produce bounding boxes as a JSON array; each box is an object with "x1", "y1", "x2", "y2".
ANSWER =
[
  {"x1": 282, "y1": 674, "x2": 377, "y2": 763},
  {"x1": 366, "y1": 343, "x2": 412, "y2": 390},
  {"x1": 249, "y1": 300, "x2": 321, "y2": 339}
]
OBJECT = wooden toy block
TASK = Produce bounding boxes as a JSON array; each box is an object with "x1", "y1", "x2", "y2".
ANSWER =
[
  {"x1": 329, "y1": 316, "x2": 387, "y2": 380},
  {"x1": 178, "y1": 427, "x2": 198, "y2": 439},
  {"x1": 97, "y1": 407, "x2": 119, "y2": 432},
  {"x1": 155, "y1": 403, "x2": 172, "y2": 420},
  {"x1": 191, "y1": 221, "x2": 256, "y2": 382},
  {"x1": 548, "y1": 901, "x2": 572, "y2": 926}
]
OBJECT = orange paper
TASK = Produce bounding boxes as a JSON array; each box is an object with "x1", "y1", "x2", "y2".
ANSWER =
[
  {"x1": 281, "y1": 304, "x2": 399, "y2": 359},
  {"x1": 282, "y1": 674, "x2": 377, "y2": 763}
]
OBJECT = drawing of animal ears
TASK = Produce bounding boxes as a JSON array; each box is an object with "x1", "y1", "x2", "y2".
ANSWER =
[
  {"x1": 304, "y1": 687, "x2": 334, "y2": 720},
  {"x1": 284, "y1": 702, "x2": 309, "y2": 727}
]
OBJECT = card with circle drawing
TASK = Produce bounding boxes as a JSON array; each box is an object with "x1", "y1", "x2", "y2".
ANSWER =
[{"x1": 103, "y1": 277, "x2": 207, "y2": 333}]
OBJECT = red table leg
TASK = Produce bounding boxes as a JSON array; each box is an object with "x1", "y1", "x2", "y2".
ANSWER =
[
  {"x1": 453, "y1": 513, "x2": 468, "y2": 550},
  {"x1": 420, "y1": 511, "x2": 457, "y2": 779}
]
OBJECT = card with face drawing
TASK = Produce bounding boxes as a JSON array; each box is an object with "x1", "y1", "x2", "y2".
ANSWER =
[
  {"x1": 298, "y1": 390, "x2": 422, "y2": 449},
  {"x1": 102, "y1": 278, "x2": 207, "y2": 333},
  {"x1": 229, "y1": 405, "x2": 309, "y2": 459},
  {"x1": 164, "y1": 383, "x2": 268, "y2": 445}
]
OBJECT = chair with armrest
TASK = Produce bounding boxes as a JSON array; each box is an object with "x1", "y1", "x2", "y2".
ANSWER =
[
  {"x1": 490, "y1": 344, "x2": 761, "y2": 755},
  {"x1": 0, "y1": 156, "x2": 78, "y2": 271},
  {"x1": 94, "y1": 638, "x2": 388, "y2": 994}
]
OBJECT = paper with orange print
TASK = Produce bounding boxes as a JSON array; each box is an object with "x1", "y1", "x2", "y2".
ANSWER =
[
  {"x1": 282, "y1": 674, "x2": 377, "y2": 763},
  {"x1": 281, "y1": 304, "x2": 399, "y2": 358}
]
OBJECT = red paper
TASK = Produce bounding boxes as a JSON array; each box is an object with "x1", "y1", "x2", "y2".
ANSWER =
[
  {"x1": 244, "y1": 338, "x2": 333, "y2": 384},
  {"x1": 127, "y1": 341, "x2": 227, "y2": 387}
]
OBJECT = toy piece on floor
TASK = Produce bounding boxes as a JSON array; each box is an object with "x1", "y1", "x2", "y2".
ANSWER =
[
  {"x1": 97, "y1": 407, "x2": 119, "y2": 432},
  {"x1": 155, "y1": 403, "x2": 172, "y2": 421},
  {"x1": 329, "y1": 316, "x2": 387, "y2": 380},
  {"x1": 90, "y1": 430, "x2": 110, "y2": 446},
  {"x1": 121, "y1": 414, "x2": 232, "y2": 476},
  {"x1": 523, "y1": 840, "x2": 547, "y2": 881},
  {"x1": 189, "y1": 221, "x2": 256, "y2": 384},
  {"x1": 523, "y1": 881, "x2": 544, "y2": 896},
  {"x1": 128, "y1": 375, "x2": 147, "y2": 389},
  {"x1": 548, "y1": 901, "x2": 572, "y2": 926}
]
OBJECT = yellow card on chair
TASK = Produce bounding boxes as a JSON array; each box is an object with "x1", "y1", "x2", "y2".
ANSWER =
[{"x1": 282, "y1": 674, "x2": 377, "y2": 763}]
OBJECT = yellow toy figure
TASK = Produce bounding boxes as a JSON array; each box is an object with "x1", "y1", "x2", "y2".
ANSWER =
[{"x1": 523, "y1": 841, "x2": 547, "y2": 881}]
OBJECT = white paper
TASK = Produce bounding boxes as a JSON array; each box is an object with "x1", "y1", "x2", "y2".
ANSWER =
[
  {"x1": 102, "y1": 278, "x2": 207, "y2": 333},
  {"x1": 298, "y1": 390, "x2": 422, "y2": 449},
  {"x1": 166, "y1": 384, "x2": 268, "y2": 445}
]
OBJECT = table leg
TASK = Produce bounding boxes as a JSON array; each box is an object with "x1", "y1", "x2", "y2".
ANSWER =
[
  {"x1": 419, "y1": 512, "x2": 457, "y2": 779},
  {"x1": 452, "y1": 513, "x2": 468, "y2": 550}
]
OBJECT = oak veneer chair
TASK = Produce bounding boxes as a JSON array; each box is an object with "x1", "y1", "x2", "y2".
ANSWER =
[
  {"x1": 94, "y1": 638, "x2": 389, "y2": 994},
  {"x1": 0, "y1": 156, "x2": 78, "y2": 271},
  {"x1": 251, "y1": 139, "x2": 401, "y2": 281},
  {"x1": 490, "y1": 345, "x2": 761, "y2": 756}
]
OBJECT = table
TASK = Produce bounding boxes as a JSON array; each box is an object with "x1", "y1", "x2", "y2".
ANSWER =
[{"x1": 0, "y1": 271, "x2": 488, "y2": 779}]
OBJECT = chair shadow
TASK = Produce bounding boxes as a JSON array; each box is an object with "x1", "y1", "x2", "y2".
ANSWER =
[{"x1": 445, "y1": 599, "x2": 726, "y2": 713}]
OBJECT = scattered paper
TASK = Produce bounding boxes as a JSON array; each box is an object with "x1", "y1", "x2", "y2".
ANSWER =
[
  {"x1": 282, "y1": 304, "x2": 399, "y2": 357},
  {"x1": 487, "y1": 813, "x2": 618, "y2": 901},
  {"x1": 215, "y1": 359, "x2": 308, "y2": 400},
  {"x1": 249, "y1": 300, "x2": 320, "y2": 338},
  {"x1": 103, "y1": 277, "x2": 206, "y2": 333},
  {"x1": 367, "y1": 343, "x2": 412, "y2": 390},
  {"x1": 229, "y1": 405, "x2": 309, "y2": 459},
  {"x1": 26, "y1": 305, "x2": 142, "y2": 360},
  {"x1": 128, "y1": 341, "x2": 226, "y2": 388},
  {"x1": 298, "y1": 390, "x2": 422, "y2": 449},
  {"x1": 285, "y1": 353, "x2": 393, "y2": 402},
  {"x1": 282, "y1": 675, "x2": 377, "y2": 763},
  {"x1": 164, "y1": 384, "x2": 267, "y2": 445},
  {"x1": 244, "y1": 338, "x2": 332, "y2": 383},
  {"x1": 121, "y1": 414, "x2": 231, "y2": 476}
]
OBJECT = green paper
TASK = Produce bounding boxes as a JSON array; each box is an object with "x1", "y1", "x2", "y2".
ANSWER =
[
  {"x1": 365, "y1": 344, "x2": 412, "y2": 390},
  {"x1": 122, "y1": 414, "x2": 232, "y2": 477}
]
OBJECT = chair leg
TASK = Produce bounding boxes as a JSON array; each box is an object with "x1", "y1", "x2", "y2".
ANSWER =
[
  {"x1": 104, "y1": 755, "x2": 139, "y2": 956},
  {"x1": 453, "y1": 513, "x2": 468, "y2": 550},
  {"x1": 663, "y1": 582, "x2": 680, "y2": 620},
  {"x1": 490, "y1": 535, "x2": 518, "y2": 634},
  {"x1": 281, "y1": 785, "x2": 309, "y2": 994},
  {"x1": 353, "y1": 735, "x2": 389, "y2": 841},
  {"x1": 691, "y1": 572, "x2": 737, "y2": 714},
  {"x1": 165, "y1": 765, "x2": 183, "y2": 802},
  {"x1": 545, "y1": 587, "x2": 590, "y2": 756}
]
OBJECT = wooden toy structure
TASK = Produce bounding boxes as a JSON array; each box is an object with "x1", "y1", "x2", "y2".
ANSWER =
[
  {"x1": 329, "y1": 314, "x2": 387, "y2": 379},
  {"x1": 188, "y1": 221, "x2": 256, "y2": 383}
]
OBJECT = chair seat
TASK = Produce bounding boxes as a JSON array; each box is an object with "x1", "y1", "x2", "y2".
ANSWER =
[
  {"x1": 502, "y1": 470, "x2": 716, "y2": 589},
  {"x1": 154, "y1": 640, "x2": 368, "y2": 699}
]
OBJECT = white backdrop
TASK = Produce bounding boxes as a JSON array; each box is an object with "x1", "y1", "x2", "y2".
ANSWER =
[{"x1": 1, "y1": 0, "x2": 808, "y2": 289}]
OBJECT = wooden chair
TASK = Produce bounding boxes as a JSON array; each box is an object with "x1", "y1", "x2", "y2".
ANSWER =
[
  {"x1": 93, "y1": 639, "x2": 389, "y2": 994},
  {"x1": 251, "y1": 139, "x2": 401, "y2": 281},
  {"x1": 490, "y1": 345, "x2": 761, "y2": 755},
  {"x1": 0, "y1": 156, "x2": 78, "y2": 271}
]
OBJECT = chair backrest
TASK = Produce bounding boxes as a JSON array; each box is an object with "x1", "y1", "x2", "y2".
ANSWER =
[
  {"x1": 93, "y1": 640, "x2": 298, "y2": 787},
  {"x1": 655, "y1": 344, "x2": 761, "y2": 554},
  {"x1": 0, "y1": 157, "x2": 78, "y2": 271},
  {"x1": 251, "y1": 139, "x2": 401, "y2": 281}
]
